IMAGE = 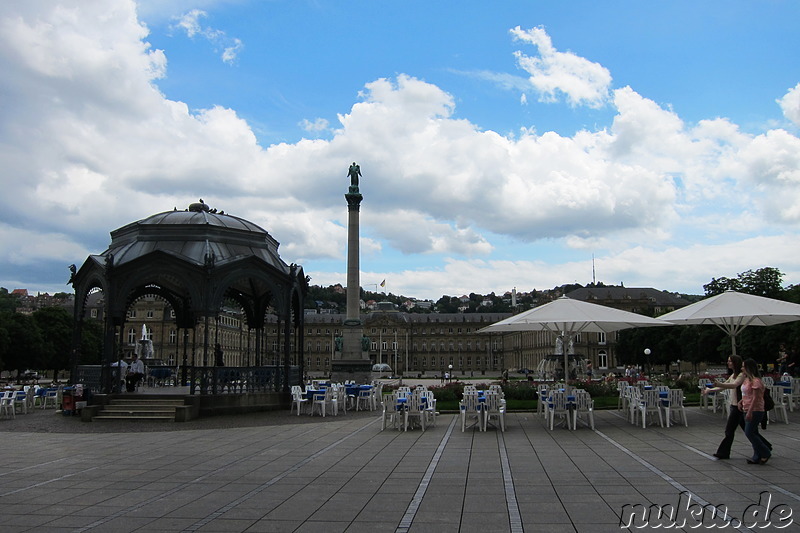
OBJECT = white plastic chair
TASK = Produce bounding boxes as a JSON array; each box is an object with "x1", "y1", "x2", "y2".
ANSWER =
[
  {"x1": 788, "y1": 378, "x2": 800, "y2": 412},
  {"x1": 24, "y1": 385, "x2": 37, "y2": 411},
  {"x1": 356, "y1": 387, "x2": 373, "y2": 411},
  {"x1": 633, "y1": 389, "x2": 663, "y2": 428},
  {"x1": 622, "y1": 386, "x2": 638, "y2": 422},
  {"x1": 660, "y1": 389, "x2": 688, "y2": 427},
  {"x1": 697, "y1": 378, "x2": 712, "y2": 409},
  {"x1": 537, "y1": 385, "x2": 550, "y2": 417},
  {"x1": 405, "y1": 392, "x2": 427, "y2": 432},
  {"x1": 290, "y1": 385, "x2": 307, "y2": 415},
  {"x1": 31, "y1": 385, "x2": 45, "y2": 408},
  {"x1": 0, "y1": 391, "x2": 15, "y2": 418},
  {"x1": 11, "y1": 390, "x2": 27, "y2": 415},
  {"x1": 42, "y1": 387, "x2": 59, "y2": 409},
  {"x1": 380, "y1": 393, "x2": 403, "y2": 431},
  {"x1": 422, "y1": 390, "x2": 437, "y2": 427},
  {"x1": 547, "y1": 390, "x2": 572, "y2": 430},
  {"x1": 370, "y1": 383, "x2": 383, "y2": 411},
  {"x1": 572, "y1": 390, "x2": 594, "y2": 430},
  {"x1": 459, "y1": 391, "x2": 483, "y2": 432},
  {"x1": 488, "y1": 384, "x2": 504, "y2": 397},
  {"x1": 616, "y1": 381, "x2": 628, "y2": 411},
  {"x1": 327, "y1": 385, "x2": 341, "y2": 416},
  {"x1": 334, "y1": 384, "x2": 347, "y2": 415},
  {"x1": 310, "y1": 388, "x2": 329, "y2": 417},
  {"x1": 769, "y1": 385, "x2": 789, "y2": 424},
  {"x1": 483, "y1": 390, "x2": 505, "y2": 432}
]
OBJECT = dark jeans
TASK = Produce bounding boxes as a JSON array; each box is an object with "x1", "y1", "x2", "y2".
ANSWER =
[
  {"x1": 716, "y1": 406, "x2": 772, "y2": 458},
  {"x1": 125, "y1": 373, "x2": 143, "y2": 392},
  {"x1": 744, "y1": 411, "x2": 771, "y2": 462}
]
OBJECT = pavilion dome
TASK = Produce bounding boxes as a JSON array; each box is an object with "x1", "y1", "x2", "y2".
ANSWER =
[{"x1": 99, "y1": 200, "x2": 289, "y2": 273}]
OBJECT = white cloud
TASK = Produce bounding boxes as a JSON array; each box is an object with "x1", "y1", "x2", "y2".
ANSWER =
[
  {"x1": 347, "y1": 234, "x2": 800, "y2": 300},
  {"x1": 173, "y1": 8, "x2": 204, "y2": 37},
  {"x1": 300, "y1": 118, "x2": 330, "y2": 132},
  {"x1": 510, "y1": 26, "x2": 612, "y2": 108},
  {"x1": 171, "y1": 8, "x2": 242, "y2": 64},
  {"x1": 1, "y1": 3, "x2": 799, "y2": 300},
  {"x1": 778, "y1": 83, "x2": 800, "y2": 127},
  {"x1": 221, "y1": 38, "x2": 242, "y2": 64},
  {"x1": 365, "y1": 210, "x2": 493, "y2": 256}
]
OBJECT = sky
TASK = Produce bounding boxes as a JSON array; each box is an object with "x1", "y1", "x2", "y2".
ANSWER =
[{"x1": 1, "y1": 1, "x2": 800, "y2": 301}]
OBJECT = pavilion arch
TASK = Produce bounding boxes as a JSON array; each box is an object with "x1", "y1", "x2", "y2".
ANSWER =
[{"x1": 70, "y1": 200, "x2": 308, "y2": 395}]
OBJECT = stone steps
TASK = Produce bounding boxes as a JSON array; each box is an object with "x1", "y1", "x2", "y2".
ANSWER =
[{"x1": 91, "y1": 398, "x2": 185, "y2": 421}]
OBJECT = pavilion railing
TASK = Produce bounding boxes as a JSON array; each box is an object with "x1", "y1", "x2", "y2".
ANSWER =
[
  {"x1": 75, "y1": 364, "x2": 299, "y2": 395},
  {"x1": 189, "y1": 365, "x2": 300, "y2": 395}
]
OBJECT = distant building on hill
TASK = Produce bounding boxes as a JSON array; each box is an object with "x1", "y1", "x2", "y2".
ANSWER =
[{"x1": 565, "y1": 286, "x2": 688, "y2": 316}]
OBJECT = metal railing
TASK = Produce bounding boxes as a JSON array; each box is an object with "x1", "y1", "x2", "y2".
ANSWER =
[
  {"x1": 189, "y1": 365, "x2": 300, "y2": 395},
  {"x1": 75, "y1": 365, "x2": 300, "y2": 395}
]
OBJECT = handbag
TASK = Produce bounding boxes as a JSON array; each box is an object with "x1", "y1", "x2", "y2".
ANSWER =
[{"x1": 763, "y1": 388, "x2": 775, "y2": 411}]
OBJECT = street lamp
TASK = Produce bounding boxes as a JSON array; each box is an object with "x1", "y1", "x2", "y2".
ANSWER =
[
  {"x1": 448, "y1": 364, "x2": 453, "y2": 383},
  {"x1": 643, "y1": 348, "x2": 651, "y2": 380}
]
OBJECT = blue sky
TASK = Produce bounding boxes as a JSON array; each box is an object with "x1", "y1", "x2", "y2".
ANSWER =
[{"x1": 1, "y1": 1, "x2": 800, "y2": 300}]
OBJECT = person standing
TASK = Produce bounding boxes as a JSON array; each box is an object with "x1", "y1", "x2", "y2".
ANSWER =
[
  {"x1": 740, "y1": 358, "x2": 771, "y2": 465},
  {"x1": 777, "y1": 344, "x2": 789, "y2": 374},
  {"x1": 787, "y1": 345, "x2": 799, "y2": 377}
]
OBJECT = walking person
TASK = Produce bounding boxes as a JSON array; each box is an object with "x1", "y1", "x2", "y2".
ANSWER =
[
  {"x1": 705, "y1": 355, "x2": 744, "y2": 459},
  {"x1": 740, "y1": 358, "x2": 771, "y2": 465},
  {"x1": 706, "y1": 355, "x2": 771, "y2": 459}
]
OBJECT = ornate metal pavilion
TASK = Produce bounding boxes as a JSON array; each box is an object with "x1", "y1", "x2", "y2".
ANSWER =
[{"x1": 69, "y1": 200, "x2": 308, "y2": 395}]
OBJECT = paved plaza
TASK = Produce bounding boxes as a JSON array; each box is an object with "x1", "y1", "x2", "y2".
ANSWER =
[{"x1": 1, "y1": 401, "x2": 799, "y2": 532}]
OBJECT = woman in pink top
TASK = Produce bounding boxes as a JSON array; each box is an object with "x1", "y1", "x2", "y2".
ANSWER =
[{"x1": 740, "y1": 358, "x2": 770, "y2": 465}]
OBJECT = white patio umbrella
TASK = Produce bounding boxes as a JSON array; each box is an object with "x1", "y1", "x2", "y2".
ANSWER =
[
  {"x1": 478, "y1": 296, "x2": 672, "y2": 381},
  {"x1": 658, "y1": 290, "x2": 800, "y2": 356}
]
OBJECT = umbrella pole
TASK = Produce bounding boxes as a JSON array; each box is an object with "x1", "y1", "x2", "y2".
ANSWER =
[{"x1": 730, "y1": 334, "x2": 737, "y2": 356}]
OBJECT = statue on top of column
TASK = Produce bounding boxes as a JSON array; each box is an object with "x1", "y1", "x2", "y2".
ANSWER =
[{"x1": 347, "y1": 162, "x2": 362, "y2": 192}]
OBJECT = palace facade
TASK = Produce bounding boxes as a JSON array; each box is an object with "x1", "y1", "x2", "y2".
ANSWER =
[{"x1": 80, "y1": 286, "x2": 688, "y2": 377}]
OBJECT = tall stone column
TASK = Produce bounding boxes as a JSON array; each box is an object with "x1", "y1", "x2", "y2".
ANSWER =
[
  {"x1": 331, "y1": 163, "x2": 372, "y2": 383},
  {"x1": 344, "y1": 192, "x2": 362, "y2": 326}
]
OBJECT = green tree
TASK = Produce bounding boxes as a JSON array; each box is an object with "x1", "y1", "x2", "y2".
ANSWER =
[
  {"x1": 704, "y1": 267, "x2": 783, "y2": 298},
  {"x1": 0, "y1": 287, "x2": 17, "y2": 313},
  {"x1": 703, "y1": 276, "x2": 741, "y2": 296},
  {"x1": 0, "y1": 313, "x2": 11, "y2": 369},
  {"x1": 77, "y1": 318, "x2": 104, "y2": 365},
  {"x1": 739, "y1": 267, "x2": 783, "y2": 298},
  {"x1": 1, "y1": 313, "x2": 45, "y2": 376},
  {"x1": 33, "y1": 306, "x2": 73, "y2": 378},
  {"x1": 435, "y1": 295, "x2": 461, "y2": 313}
]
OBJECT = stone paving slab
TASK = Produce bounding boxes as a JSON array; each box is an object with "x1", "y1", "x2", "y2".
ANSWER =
[{"x1": 1, "y1": 404, "x2": 799, "y2": 532}]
